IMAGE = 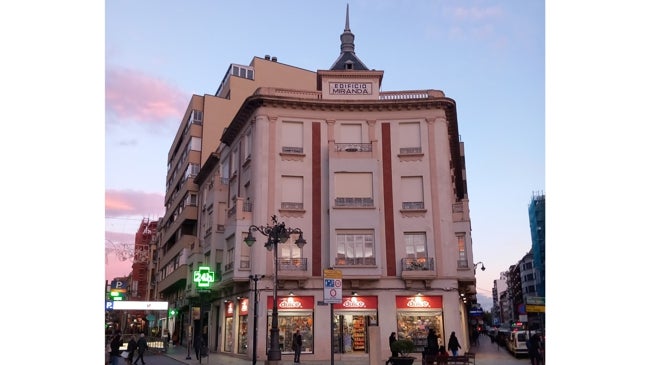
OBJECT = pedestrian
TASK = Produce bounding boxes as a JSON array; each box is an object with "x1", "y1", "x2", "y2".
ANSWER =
[
  {"x1": 194, "y1": 335, "x2": 204, "y2": 360},
  {"x1": 126, "y1": 335, "x2": 137, "y2": 364},
  {"x1": 426, "y1": 328, "x2": 439, "y2": 356},
  {"x1": 447, "y1": 331, "x2": 461, "y2": 357},
  {"x1": 109, "y1": 332, "x2": 122, "y2": 365},
  {"x1": 526, "y1": 333, "x2": 543, "y2": 365},
  {"x1": 436, "y1": 345, "x2": 449, "y2": 364},
  {"x1": 386, "y1": 331, "x2": 398, "y2": 365},
  {"x1": 133, "y1": 333, "x2": 149, "y2": 365},
  {"x1": 292, "y1": 329, "x2": 303, "y2": 363},
  {"x1": 162, "y1": 329, "x2": 170, "y2": 352}
]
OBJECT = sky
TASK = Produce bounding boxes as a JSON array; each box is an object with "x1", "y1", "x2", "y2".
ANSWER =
[
  {"x1": 103, "y1": 0, "x2": 545, "y2": 311},
  {"x1": 4, "y1": 0, "x2": 650, "y2": 362}
]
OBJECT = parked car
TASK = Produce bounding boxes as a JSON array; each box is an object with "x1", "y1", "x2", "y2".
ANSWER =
[{"x1": 506, "y1": 330, "x2": 540, "y2": 358}]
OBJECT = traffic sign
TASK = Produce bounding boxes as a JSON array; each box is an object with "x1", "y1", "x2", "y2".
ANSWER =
[{"x1": 323, "y1": 269, "x2": 342, "y2": 303}]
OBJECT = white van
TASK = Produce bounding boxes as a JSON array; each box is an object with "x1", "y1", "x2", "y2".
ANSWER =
[{"x1": 506, "y1": 330, "x2": 535, "y2": 357}]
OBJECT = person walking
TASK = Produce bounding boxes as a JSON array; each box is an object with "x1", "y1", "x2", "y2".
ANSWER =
[
  {"x1": 194, "y1": 335, "x2": 204, "y2": 360},
  {"x1": 126, "y1": 335, "x2": 137, "y2": 365},
  {"x1": 436, "y1": 345, "x2": 449, "y2": 365},
  {"x1": 526, "y1": 333, "x2": 543, "y2": 365},
  {"x1": 447, "y1": 331, "x2": 461, "y2": 357},
  {"x1": 386, "y1": 332, "x2": 398, "y2": 365},
  {"x1": 133, "y1": 333, "x2": 149, "y2": 365},
  {"x1": 109, "y1": 332, "x2": 123, "y2": 365},
  {"x1": 426, "y1": 328, "x2": 439, "y2": 355},
  {"x1": 292, "y1": 329, "x2": 303, "y2": 363}
]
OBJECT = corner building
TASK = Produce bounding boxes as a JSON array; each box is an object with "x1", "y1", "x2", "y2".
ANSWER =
[{"x1": 165, "y1": 7, "x2": 478, "y2": 363}]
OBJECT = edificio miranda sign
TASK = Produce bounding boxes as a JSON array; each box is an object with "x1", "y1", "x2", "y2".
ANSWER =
[{"x1": 329, "y1": 82, "x2": 372, "y2": 95}]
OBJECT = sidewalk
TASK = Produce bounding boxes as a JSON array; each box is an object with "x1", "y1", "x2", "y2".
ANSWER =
[{"x1": 162, "y1": 336, "x2": 528, "y2": 365}]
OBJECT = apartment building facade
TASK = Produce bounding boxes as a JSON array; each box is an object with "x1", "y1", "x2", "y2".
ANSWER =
[{"x1": 155, "y1": 7, "x2": 479, "y2": 362}]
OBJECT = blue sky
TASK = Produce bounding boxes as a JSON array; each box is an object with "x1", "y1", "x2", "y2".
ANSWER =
[{"x1": 104, "y1": 0, "x2": 545, "y2": 310}]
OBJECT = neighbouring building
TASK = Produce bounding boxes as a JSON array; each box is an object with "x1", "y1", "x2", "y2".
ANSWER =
[
  {"x1": 155, "y1": 5, "x2": 479, "y2": 362},
  {"x1": 528, "y1": 192, "x2": 545, "y2": 297}
]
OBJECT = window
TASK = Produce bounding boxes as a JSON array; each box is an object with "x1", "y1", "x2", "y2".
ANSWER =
[
  {"x1": 398, "y1": 122, "x2": 422, "y2": 154},
  {"x1": 225, "y1": 236, "x2": 235, "y2": 271},
  {"x1": 240, "y1": 238, "x2": 250, "y2": 269},
  {"x1": 339, "y1": 123, "x2": 362, "y2": 143},
  {"x1": 335, "y1": 231, "x2": 375, "y2": 265},
  {"x1": 230, "y1": 149, "x2": 239, "y2": 178},
  {"x1": 404, "y1": 233, "x2": 427, "y2": 259},
  {"x1": 281, "y1": 121, "x2": 304, "y2": 153},
  {"x1": 281, "y1": 176, "x2": 304, "y2": 209},
  {"x1": 401, "y1": 177, "x2": 424, "y2": 209},
  {"x1": 334, "y1": 172, "x2": 373, "y2": 207},
  {"x1": 456, "y1": 233, "x2": 468, "y2": 268},
  {"x1": 190, "y1": 136, "x2": 202, "y2": 151},
  {"x1": 243, "y1": 130, "x2": 253, "y2": 161}
]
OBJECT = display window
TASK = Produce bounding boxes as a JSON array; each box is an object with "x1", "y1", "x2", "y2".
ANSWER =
[
  {"x1": 224, "y1": 301, "x2": 235, "y2": 352},
  {"x1": 332, "y1": 296, "x2": 378, "y2": 354},
  {"x1": 395, "y1": 296, "x2": 443, "y2": 353},
  {"x1": 238, "y1": 298, "x2": 249, "y2": 354},
  {"x1": 266, "y1": 296, "x2": 314, "y2": 354}
]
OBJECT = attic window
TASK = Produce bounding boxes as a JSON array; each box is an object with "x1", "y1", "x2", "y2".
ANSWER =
[{"x1": 345, "y1": 63, "x2": 353, "y2": 70}]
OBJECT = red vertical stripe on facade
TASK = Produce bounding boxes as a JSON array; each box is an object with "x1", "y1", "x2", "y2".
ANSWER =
[
  {"x1": 381, "y1": 123, "x2": 396, "y2": 276},
  {"x1": 312, "y1": 122, "x2": 322, "y2": 277}
]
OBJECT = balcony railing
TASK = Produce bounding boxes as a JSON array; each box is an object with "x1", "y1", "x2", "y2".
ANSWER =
[
  {"x1": 334, "y1": 197, "x2": 374, "y2": 207},
  {"x1": 335, "y1": 257, "x2": 376, "y2": 265},
  {"x1": 401, "y1": 257, "x2": 435, "y2": 271},
  {"x1": 334, "y1": 143, "x2": 372, "y2": 152},
  {"x1": 277, "y1": 258, "x2": 308, "y2": 271},
  {"x1": 402, "y1": 201, "x2": 425, "y2": 210}
]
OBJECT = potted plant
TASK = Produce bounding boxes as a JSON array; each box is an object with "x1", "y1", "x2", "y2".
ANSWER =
[{"x1": 389, "y1": 339, "x2": 417, "y2": 365}]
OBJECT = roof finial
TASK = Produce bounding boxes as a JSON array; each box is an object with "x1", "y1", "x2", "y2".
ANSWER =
[{"x1": 345, "y1": 3, "x2": 350, "y2": 31}]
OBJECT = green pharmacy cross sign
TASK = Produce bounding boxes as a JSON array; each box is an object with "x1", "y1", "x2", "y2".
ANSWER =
[{"x1": 193, "y1": 266, "x2": 215, "y2": 288}]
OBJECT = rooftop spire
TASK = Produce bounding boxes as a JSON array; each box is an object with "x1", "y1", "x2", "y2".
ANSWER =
[
  {"x1": 340, "y1": 3, "x2": 355, "y2": 54},
  {"x1": 329, "y1": 4, "x2": 369, "y2": 70}
]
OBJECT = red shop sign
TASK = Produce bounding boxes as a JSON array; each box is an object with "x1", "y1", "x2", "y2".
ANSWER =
[
  {"x1": 225, "y1": 301, "x2": 235, "y2": 317},
  {"x1": 332, "y1": 296, "x2": 378, "y2": 310},
  {"x1": 239, "y1": 298, "x2": 249, "y2": 316},
  {"x1": 395, "y1": 296, "x2": 442, "y2": 309},
  {"x1": 267, "y1": 296, "x2": 314, "y2": 310}
]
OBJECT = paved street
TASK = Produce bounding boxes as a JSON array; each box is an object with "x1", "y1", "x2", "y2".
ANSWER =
[{"x1": 118, "y1": 335, "x2": 534, "y2": 365}]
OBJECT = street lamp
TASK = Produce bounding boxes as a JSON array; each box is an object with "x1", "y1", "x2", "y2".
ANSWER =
[
  {"x1": 249, "y1": 274, "x2": 265, "y2": 365},
  {"x1": 473, "y1": 261, "x2": 486, "y2": 274},
  {"x1": 244, "y1": 215, "x2": 307, "y2": 362}
]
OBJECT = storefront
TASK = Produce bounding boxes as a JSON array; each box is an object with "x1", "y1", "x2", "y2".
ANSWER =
[
  {"x1": 332, "y1": 295, "x2": 378, "y2": 354},
  {"x1": 223, "y1": 300, "x2": 235, "y2": 352},
  {"x1": 395, "y1": 295, "x2": 444, "y2": 352},
  {"x1": 266, "y1": 295, "x2": 314, "y2": 354},
  {"x1": 238, "y1": 298, "x2": 249, "y2": 354}
]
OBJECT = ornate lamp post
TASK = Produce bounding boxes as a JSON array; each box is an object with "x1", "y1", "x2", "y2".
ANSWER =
[
  {"x1": 473, "y1": 261, "x2": 486, "y2": 274},
  {"x1": 244, "y1": 215, "x2": 307, "y2": 362}
]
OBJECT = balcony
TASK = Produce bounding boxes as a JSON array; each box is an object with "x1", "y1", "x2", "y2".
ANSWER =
[
  {"x1": 277, "y1": 258, "x2": 309, "y2": 281},
  {"x1": 334, "y1": 143, "x2": 372, "y2": 152},
  {"x1": 400, "y1": 257, "x2": 436, "y2": 280}
]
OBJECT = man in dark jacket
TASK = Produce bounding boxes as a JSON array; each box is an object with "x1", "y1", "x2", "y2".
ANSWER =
[
  {"x1": 126, "y1": 335, "x2": 137, "y2": 364},
  {"x1": 109, "y1": 332, "x2": 122, "y2": 365},
  {"x1": 133, "y1": 333, "x2": 149, "y2": 365}
]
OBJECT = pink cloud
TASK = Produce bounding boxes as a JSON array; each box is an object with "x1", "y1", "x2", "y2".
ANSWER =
[
  {"x1": 105, "y1": 189, "x2": 165, "y2": 218},
  {"x1": 106, "y1": 67, "x2": 187, "y2": 124}
]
